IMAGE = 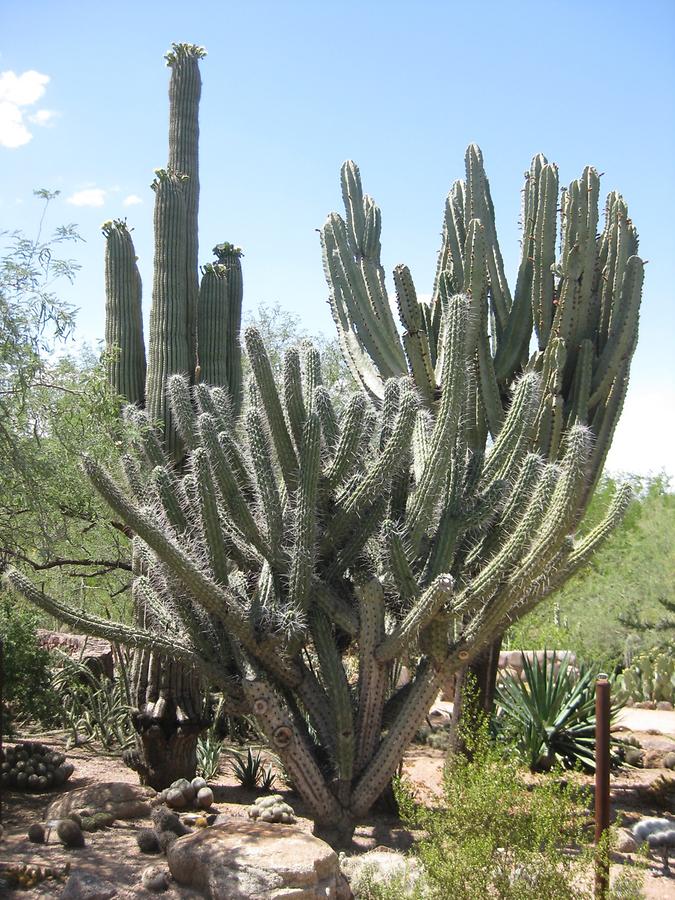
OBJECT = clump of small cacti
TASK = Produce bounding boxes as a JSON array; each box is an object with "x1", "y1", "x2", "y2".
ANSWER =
[
  {"x1": 0, "y1": 742, "x2": 73, "y2": 792},
  {"x1": 616, "y1": 653, "x2": 675, "y2": 705},
  {"x1": 2, "y1": 863, "x2": 71, "y2": 891},
  {"x1": 156, "y1": 776, "x2": 213, "y2": 810},
  {"x1": 248, "y1": 794, "x2": 297, "y2": 824},
  {"x1": 632, "y1": 818, "x2": 675, "y2": 876}
]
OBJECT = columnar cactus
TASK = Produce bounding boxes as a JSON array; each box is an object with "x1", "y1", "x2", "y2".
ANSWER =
[
  {"x1": 98, "y1": 44, "x2": 243, "y2": 788},
  {"x1": 321, "y1": 147, "x2": 643, "y2": 721},
  {"x1": 5, "y1": 310, "x2": 633, "y2": 843}
]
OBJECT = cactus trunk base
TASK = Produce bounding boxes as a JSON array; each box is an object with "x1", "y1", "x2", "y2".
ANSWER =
[
  {"x1": 448, "y1": 637, "x2": 502, "y2": 757},
  {"x1": 124, "y1": 723, "x2": 201, "y2": 790},
  {"x1": 312, "y1": 816, "x2": 355, "y2": 850}
]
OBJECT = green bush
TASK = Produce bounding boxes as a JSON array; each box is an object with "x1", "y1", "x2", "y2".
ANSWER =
[
  {"x1": 0, "y1": 595, "x2": 59, "y2": 731},
  {"x1": 389, "y1": 725, "x2": 594, "y2": 900}
]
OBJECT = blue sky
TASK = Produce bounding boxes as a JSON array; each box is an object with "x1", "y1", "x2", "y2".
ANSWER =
[{"x1": 1, "y1": 0, "x2": 673, "y2": 477}]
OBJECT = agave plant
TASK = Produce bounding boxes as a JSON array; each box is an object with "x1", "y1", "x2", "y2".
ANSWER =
[
  {"x1": 228, "y1": 747, "x2": 276, "y2": 790},
  {"x1": 495, "y1": 653, "x2": 621, "y2": 772}
]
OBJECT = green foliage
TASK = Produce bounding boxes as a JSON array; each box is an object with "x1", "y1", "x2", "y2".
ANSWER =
[
  {"x1": 0, "y1": 597, "x2": 59, "y2": 730},
  {"x1": 196, "y1": 729, "x2": 224, "y2": 782},
  {"x1": 391, "y1": 724, "x2": 594, "y2": 900},
  {"x1": 508, "y1": 475, "x2": 674, "y2": 670},
  {"x1": 51, "y1": 652, "x2": 135, "y2": 751},
  {"x1": 615, "y1": 652, "x2": 675, "y2": 704},
  {"x1": 495, "y1": 654, "x2": 622, "y2": 772},
  {"x1": 228, "y1": 747, "x2": 276, "y2": 790}
]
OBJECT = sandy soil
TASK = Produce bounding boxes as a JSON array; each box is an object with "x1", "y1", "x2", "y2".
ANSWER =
[{"x1": 1, "y1": 716, "x2": 674, "y2": 898}]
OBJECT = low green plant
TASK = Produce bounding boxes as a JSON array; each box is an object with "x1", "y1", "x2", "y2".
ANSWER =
[
  {"x1": 196, "y1": 729, "x2": 224, "y2": 782},
  {"x1": 495, "y1": 653, "x2": 621, "y2": 772},
  {"x1": 51, "y1": 652, "x2": 135, "y2": 751},
  {"x1": 228, "y1": 747, "x2": 276, "y2": 790},
  {"x1": 0, "y1": 597, "x2": 59, "y2": 731}
]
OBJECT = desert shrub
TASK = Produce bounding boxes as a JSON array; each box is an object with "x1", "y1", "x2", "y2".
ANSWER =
[
  {"x1": 0, "y1": 595, "x2": 59, "y2": 730},
  {"x1": 390, "y1": 717, "x2": 595, "y2": 900}
]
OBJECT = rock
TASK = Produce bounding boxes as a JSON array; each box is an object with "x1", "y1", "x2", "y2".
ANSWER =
[
  {"x1": 48, "y1": 782, "x2": 156, "y2": 821},
  {"x1": 656, "y1": 701, "x2": 674, "y2": 711},
  {"x1": 62, "y1": 873, "x2": 118, "y2": 899},
  {"x1": 615, "y1": 829, "x2": 638, "y2": 853},
  {"x1": 634, "y1": 700, "x2": 657, "y2": 710},
  {"x1": 168, "y1": 822, "x2": 352, "y2": 899},
  {"x1": 37, "y1": 629, "x2": 114, "y2": 679},
  {"x1": 141, "y1": 865, "x2": 170, "y2": 892},
  {"x1": 663, "y1": 752, "x2": 675, "y2": 770}
]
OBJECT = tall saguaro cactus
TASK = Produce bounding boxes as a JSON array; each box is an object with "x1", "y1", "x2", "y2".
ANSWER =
[{"x1": 98, "y1": 44, "x2": 243, "y2": 787}]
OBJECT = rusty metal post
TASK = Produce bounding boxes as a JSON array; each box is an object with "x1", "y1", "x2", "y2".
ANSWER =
[{"x1": 595, "y1": 674, "x2": 611, "y2": 899}]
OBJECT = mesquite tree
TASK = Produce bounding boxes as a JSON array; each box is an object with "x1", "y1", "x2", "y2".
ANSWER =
[
  {"x1": 101, "y1": 43, "x2": 243, "y2": 787},
  {"x1": 321, "y1": 148, "x2": 643, "y2": 729}
]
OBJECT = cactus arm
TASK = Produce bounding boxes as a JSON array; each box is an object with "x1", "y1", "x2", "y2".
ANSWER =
[
  {"x1": 146, "y1": 170, "x2": 190, "y2": 460},
  {"x1": 309, "y1": 607, "x2": 355, "y2": 786},
  {"x1": 314, "y1": 582, "x2": 359, "y2": 637},
  {"x1": 313, "y1": 386, "x2": 339, "y2": 453},
  {"x1": 481, "y1": 372, "x2": 540, "y2": 485},
  {"x1": 152, "y1": 465, "x2": 188, "y2": 532},
  {"x1": 165, "y1": 43, "x2": 204, "y2": 372},
  {"x1": 103, "y1": 220, "x2": 146, "y2": 405},
  {"x1": 589, "y1": 255, "x2": 643, "y2": 407},
  {"x1": 376, "y1": 574, "x2": 454, "y2": 662},
  {"x1": 284, "y1": 347, "x2": 307, "y2": 450},
  {"x1": 394, "y1": 265, "x2": 436, "y2": 404},
  {"x1": 192, "y1": 447, "x2": 231, "y2": 585},
  {"x1": 353, "y1": 658, "x2": 442, "y2": 817},
  {"x1": 324, "y1": 393, "x2": 368, "y2": 488},
  {"x1": 246, "y1": 409, "x2": 284, "y2": 561},
  {"x1": 288, "y1": 413, "x2": 321, "y2": 619},
  {"x1": 245, "y1": 326, "x2": 298, "y2": 490},
  {"x1": 354, "y1": 579, "x2": 388, "y2": 774},
  {"x1": 211, "y1": 243, "x2": 244, "y2": 414},
  {"x1": 383, "y1": 520, "x2": 419, "y2": 602}
]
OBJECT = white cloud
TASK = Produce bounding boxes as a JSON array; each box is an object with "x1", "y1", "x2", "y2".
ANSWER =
[
  {"x1": 0, "y1": 70, "x2": 52, "y2": 148},
  {"x1": 605, "y1": 383, "x2": 675, "y2": 478},
  {"x1": 28, "y1": 108, "x2": 58, "y2": 126},
  {"x1": 67, "y1": 188, "x2": 107, "y2": 207},
  {"x1": 123, "y1": 194, "x2": 142, "y2": 206}
]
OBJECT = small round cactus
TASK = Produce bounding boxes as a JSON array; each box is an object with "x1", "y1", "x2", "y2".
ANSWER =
[
  {"x1": 247, "y1": 794, "x2": 296, "y2": 824},
  {"x1": 196, "y1": 786, "x2": 213, "y2": 809},
  {"x1": 56, "y1": 818, "x2": 85, "y2": 848},
  {"x1": 27, "y1": 823, "x2": 45, "y2": 844},
  {"x1": 137, "y1": 828, "x2": 161, "y2": 854}
]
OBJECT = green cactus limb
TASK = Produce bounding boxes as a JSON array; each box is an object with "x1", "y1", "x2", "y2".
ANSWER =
[
  {"x1": 146, "y1": 169, "x2": 191, "y2": 460},
  {"x1": 152, "y1": 465, "x2": 188, "y2": 532},
  {"x1": 567, "y1": 338, "x2": 594, "y2": 425},
  {"x1": 165, "y1": 44, "x2": 204, "y2": 372},
  {"x1": 353, "y1": 659, "x2": 442, "y2": 817},
  {"x1": 167, "y1": 373, "x2": 199, "y2": 452},
  {"x1": 354, "y1": 579, "x2": 388, "y2": 774},
  {"x1": 325, "y1": 493, "x2": 388, "y2": 581},
  {"x1": 245, "y1": 326, "x2": 298, "y2": 490},
  {"x1": 394, "y1": 265, "x2": 436, "y2": 404},
  {"x1": 376, "y1": 574, "x2": 454, "y2": 662},
  {"x1": 192, "y1": 447, "x2": 231, "y2": 585},
  {"x1": 242, "y1": 676, "x2": 350, "y2": 827},
  {"x1": 325, "y1": 393, "x2": 368, "y2": 487},
  {"x1": 193, "y1": 382, "x2": 231, "y2": 434},
  {"x1": 288, "y1": 413, "x2": 321, "y2": 619},
  {"x1": 481, "y1": 372, "x2": 540, "y2": 486},
  {"x1": 196, "y1": 262, "x2": 232, "y2": 391},
  {"x1": 211, "y1": 243, "x2": 243, "y2": 414},
  {"x1": 103, "y1": 220, "x2": 146, "y2": 405},
  {"x1": 530, "y1": 163, "x2": 558, "y2": 350},
  {"x1": 313, "y1": 386, "x2": 339, "y2": 453},
  {"x1": 407, "y1": 297, "x2": 468, "y2": 547},
  {"x1": 383, "y1": 520, "x2": 419, "y2": 603},
  {"x1": 125, "y1": 408, "x2": 166, "y2": 468},
  {"x1": 589, "y1": 255, "x2": 643, "y2": 408},
  {"x1": 246, "y1": 409, "x2": 284, "y2": 558},
  {"x1": 284, "y1": 348, "x2": 307, "y2": 450},
  {"x1": 310, "y1": 607, "x2": 355, "y2": 784},
  {"x1": 199, "y1": 413, "x2": 269, "y2": 558},
  {"x1": 314, "y1": 582, "x2": 359, "y2": 637}
]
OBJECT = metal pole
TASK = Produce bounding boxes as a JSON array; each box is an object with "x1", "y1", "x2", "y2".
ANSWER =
[{"x1": 595, "y1": 674, "x2": 611, "y2": 899}]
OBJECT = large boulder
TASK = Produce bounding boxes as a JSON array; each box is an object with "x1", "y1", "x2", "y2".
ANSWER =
[
  {"x1": 47, "y1": 782, "x2": 156, "y2": 821},
  {"x1": 167, "y1": 821, "x2": 352, "y2": 899}
]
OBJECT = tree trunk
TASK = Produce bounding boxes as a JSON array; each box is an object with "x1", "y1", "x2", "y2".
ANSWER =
[{"x1": 448, "y1": 636, "x2": 503, "y2": 757}]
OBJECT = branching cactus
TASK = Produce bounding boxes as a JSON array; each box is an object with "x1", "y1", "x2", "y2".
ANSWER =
[
  {"x1": 98, "y1": 44, "x2": 243, "y2": 788},
  {"x1": 321, "y1": 148, "x2": 644, "y2": 722},
  {"x1": 5, "y1": 311, "x2": 632, "y2": 844}
]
